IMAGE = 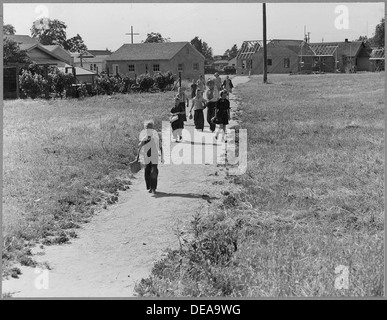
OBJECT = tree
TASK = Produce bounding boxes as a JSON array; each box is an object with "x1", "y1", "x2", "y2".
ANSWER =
[
  {"x1": 190, "y1": 36, "x2": 213, "y2": 60},
  {"x1": 31, "y1": 18, "x2": 67, "y2": 46},
  {"x1": 144, "y1": 32, "x2": 170, "y2": 43},
  {"x1": 224, "y1": 44, "x2": 239, "y2": 59},
  {"x1": 3, "y1": 24, "x2": 16, "y2": 35},
  {"x1": 355, "y1": 35, "x2": 373, "y2": 47},
  {"x1": 373, "y1": 18, "x2": 385, "y2": 48},
  {"x1": 64, "y1": 34, "x2": 88, "y2": 53},
  {"x1": 3, "y1": 37, "x2": 31, "y2": 64}
]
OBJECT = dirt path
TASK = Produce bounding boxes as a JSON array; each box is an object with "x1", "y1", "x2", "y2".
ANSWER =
[{"x1": 2, "y1": 76, "x2": 250, "y2": 298}]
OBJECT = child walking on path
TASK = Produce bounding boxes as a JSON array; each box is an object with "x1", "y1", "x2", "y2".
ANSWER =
[
  {"x1": 137, "y1": 120, "x2": 164, "y2": 194},
  {"x1": 214, "y1": 90, "x2": 231, "y2": 142},
  {"x1": 189, "y1": 89, "x2": 207, "y2": 131},
  {"x1": 205, "y1": 79, "x2": 219, "y2": 133}
]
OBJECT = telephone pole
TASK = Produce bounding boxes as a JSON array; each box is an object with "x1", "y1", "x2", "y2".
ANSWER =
[
  {"x1": 263, "y1": 3, "x2": 268, "y2": 83},
  {"x1": 125, "y1": 26, "x2": 140, "y2": 44}
]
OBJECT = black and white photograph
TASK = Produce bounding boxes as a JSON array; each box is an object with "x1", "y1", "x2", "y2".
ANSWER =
[{"x1": 1, "y1": 1, "x2": 385, "y2": 301}]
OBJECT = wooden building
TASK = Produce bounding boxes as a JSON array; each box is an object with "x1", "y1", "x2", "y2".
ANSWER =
[
  {"x1": 105, "y1": 42, "x2": 205, "y2": 80},
  {"x1": 236, "y1": 39, "x2": 315, "y2": 75},
  {"x1": 309, "y1": 40, "x2": 372, "y2": 72}
]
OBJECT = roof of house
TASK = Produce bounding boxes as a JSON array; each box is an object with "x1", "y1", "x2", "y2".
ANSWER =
[
  {"x1": 106, "y1": 42, "x2": 198, "y2": 61},
  {"x1": 236, "y1": 40, "x2": 262, "y2": 60},
  {"x1": 309, "y1": 41, "x2": 364, "y2": 57},
  {"x1": 4, "y1": 34, "x2": 39, "y2": 50},
  {"x1": 309, "y1": 44, "x2": 338, "y2": 56},
  {"x1": 4, "y1": 34, "x2": 70, "y2": 64},
  {"x1": 43, "y1": 45, "x2": 71, "y2": 63},
  {"x1": 268, "y1": 39, "x2": 315, "y2": 55},
  {"x1": 88, "y1": 50, "x2": 111, "y2": 56},
  {"x1": 370, "y1": 48, "x2": 385, "y2": 60},
  {"x1": 73, "y1": 55, "x2": 110, "y2": 64},
  {"x1": 59, "y1": 64, "x2": 97, "y2": 76}
]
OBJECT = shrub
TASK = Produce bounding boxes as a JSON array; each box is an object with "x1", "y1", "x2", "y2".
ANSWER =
[
  {"x1": 119, "y1": 76, "x2": 137, "y2": 94},
  {"x1": 49, "y1": 68, "x2": 74, "y2": 98},
  {"x1": 95, "y1": 74, "x2": 114, "y2": 95},
  {"x1": 19, "y1": 69, "x2": 47, "y2": 99},
  {"x1": 153, "y1": 71, "x2": 175, "y2": 91},
  {"x1": 138, "y1": 74, "x2": 155, "y2": 91}
]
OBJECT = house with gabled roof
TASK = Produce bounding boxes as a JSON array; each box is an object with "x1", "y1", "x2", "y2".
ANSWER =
[
  {"x1": 236, "y1": 39, "x2": 316, "y2": 75},
  {"x1": 309, "y1": 39, "x2": 371, "y2": 72},
  {"x1": 4, "y1": 35, "x2": 70, "y2": 67},
  {"x1": 105, "y1": 42, "x2": 205, "y2": 80},
  {"x1": 72, "y1": 49, "x2": 111, "y2": 74}
]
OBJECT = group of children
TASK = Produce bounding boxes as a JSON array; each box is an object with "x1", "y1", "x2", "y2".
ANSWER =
[
  {"x1": 138, "y1": 73, "x2": 234, "y2": 194},
  {"x1": 170, "y1": 72, "x2": 234, "y2": 142}
]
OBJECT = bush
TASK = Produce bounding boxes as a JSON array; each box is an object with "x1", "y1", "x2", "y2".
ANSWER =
[
  {"x1": 138, "y1": 74, "x2": 155, "y2": 91},
  {"x1": 119, "y1": 76, "x2": 137, "y2": 94},
  {"x1": 49, "y1": 68, "x2": 74, "y2": 99},
  {"x1": 19, "y1": 69, "x2": 48, "y2": 99},
  {"x1": 153, "y1": 71, "x2": 175, "y2": 91},
  {"x1": 95, "y1": 74, "x2": 114, "y2": 95}
]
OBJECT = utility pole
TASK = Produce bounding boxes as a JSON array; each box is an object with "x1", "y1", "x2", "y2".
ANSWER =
[
  {"x1": 263, "y1": 3, "x2": 268, "y2": 83},
  {"x1": 125, "y1": 26, "x2": 140, "y2": 44}
]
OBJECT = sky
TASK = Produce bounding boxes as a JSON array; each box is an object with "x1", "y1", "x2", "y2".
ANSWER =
[{"x1": 3, "y1": 2, "x2": 385, "y2": 55}]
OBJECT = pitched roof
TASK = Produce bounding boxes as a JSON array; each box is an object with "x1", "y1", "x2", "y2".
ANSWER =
[
  {"x1": 106, "y1": 42, "x2": 192, "y2": 61},
  {"x1": 43, "y1": 45, "x2": 71, "y2": 63},
  {"x1": 59, "y1": 64, "x2": 97, "y2": 76},
  {"x1": 309, "y1": 44, "x2": 338, "y2": 56},
  {"x1": 4, "y1": 34, "x2": 70, "y2": 64},
  {"x1": 236, "y1": 41, "x2": 262, "y2": 60},
  {"x1": 370, "y1": 48, "x2": 385, "y2": 60},
  {"x1": 73, "y1": 56, "x2": 110, "y2": 64},
  {"x1": 88, "y1": 50, "x2": 111, "y2": 56},
  {"x1": 268, "y1": 39, "x2": 315, "y2": 55},
  {"x1": 4, "y1": 34, "x2": 39, "y2": 50},
  {"x1": 309, "y1": 41, "x2": 364, "y2": 57}
]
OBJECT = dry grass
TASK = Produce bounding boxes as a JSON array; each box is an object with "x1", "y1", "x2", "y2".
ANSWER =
[
  {"x1": 135, "y1": 72, "x2": 384, "y2": 297},
  {"x1": 2, "y1": 92, "x2": 174, "y2": 275}
]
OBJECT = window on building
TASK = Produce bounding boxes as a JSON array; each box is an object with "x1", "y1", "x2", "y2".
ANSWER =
[
  {"x1": 268, "y1": 59, "x2": 272, "y2": 66},
  {"x1": 90, "y1": 65, "x2": 93, "y2": 70},
  {"x1": 128, "y1": 64, "x2": 135, "y2": 72},
  {"x1": 94, "y1": 64, "x2": 97, "y2": 70},
  {"x1": 242, "y1": 60, "x2": 246, "y2": 69},
  {"x1": 193, "y1": 63, "x2": 199, "y2": 71},
  {"x1": 178, "y1": 63, "x2": 183, "y2": 72},
  {"x1": 284, "y1": 58, "x2": 290, "y2": 68},
  {"x1": 153, "y1": 64, "x2": 160, "y2": 72}
]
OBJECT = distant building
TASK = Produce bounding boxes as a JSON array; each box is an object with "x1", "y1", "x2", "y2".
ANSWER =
[
  {"x1": 3, "y1": 35, "x2": 70, "y2": 99},
  {"x1": 236, "y1": 39, "x2": 315, "y2": 75},
  {"x1": 72, "y1": 49, "x2": 111, "y2": 74},
  {"x1": 105, "y1": 42, "x2": 205, "y2": 80},
  {"x1": 309, "y1": 39, "x2": 372, "y2": 72},
  {"x1": 4, "y1": 35, "x2": 69, "y2": 67}
]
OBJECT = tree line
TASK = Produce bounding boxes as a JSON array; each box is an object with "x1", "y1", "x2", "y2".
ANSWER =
[{"x1": 3, "y1": 19, "x2": 240, "y2": 60}]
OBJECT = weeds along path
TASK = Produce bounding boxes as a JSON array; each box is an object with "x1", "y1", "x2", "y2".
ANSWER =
[{"x1": 2, "y1": 76, "x2": 250, "y2": 298}]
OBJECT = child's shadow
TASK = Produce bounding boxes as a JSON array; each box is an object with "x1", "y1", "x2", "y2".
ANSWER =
[{"x1": 152, "y1": 192, "x2": 218, "y2": 202}]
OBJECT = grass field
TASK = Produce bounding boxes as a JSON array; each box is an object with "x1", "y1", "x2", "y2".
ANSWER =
[
  {"x1": 2, "y1": 91, "x2": 175, "y2": 275},
  {"x1": 2, "y1": 73, "x2": 384, "y2": 296},
  {"x1": 134, "y1": 72, "x2": 384, "y2": 297}
]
